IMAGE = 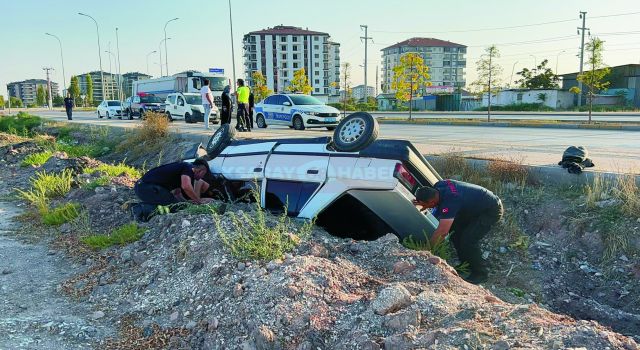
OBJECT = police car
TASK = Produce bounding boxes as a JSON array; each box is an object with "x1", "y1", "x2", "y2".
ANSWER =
[
  {"x1": 184, "y1": 112, "x2": 441, "y2": 243},
  {"x1": 254, "y1": 94, "x2": 341, "y2": 131}
]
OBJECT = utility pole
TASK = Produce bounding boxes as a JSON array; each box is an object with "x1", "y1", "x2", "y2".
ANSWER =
[
  {"x1": 107, "y1": 42, "x2": 113, "y2": 100},
  {"x1": 43, "y1": 67, "x2": 54, "y2": 110},
  {"x1": 488, "y1": 52, "x2": 492, "y2": 122},
  {"x1": 164, "y1": 18, "x2": 179, "y2": 77},
  {"x1": 78, "y1": 13, "x2": 104, "y2": 103},
  {"x1": 360, "y1": 25, "x2": 372, "y2": 100},
  {"x1": 228, "y1": 0, "x2": 237, "y2": 92},
  {"x1": 116, "y1": 27, "x2": 122, "y2": 101},
  {"x1": 45, "y1": 33, "x2": 66, "y2": 96},
  {"x1": 577, "y1": 11, "x2": 589, "y2": 107},
  {"x1": 375, "y1": 65, "x2": 379, "y2": 97}
]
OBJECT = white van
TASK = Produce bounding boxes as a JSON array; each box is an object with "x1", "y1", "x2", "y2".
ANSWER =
[{"x1": 164, "y1": 93, "x2": 219, "y2": 124}]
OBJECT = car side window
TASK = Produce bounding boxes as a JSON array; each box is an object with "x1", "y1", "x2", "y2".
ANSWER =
[
  {"x1": 170, "y1": 95, "x2": 177, "y2": 104},
  {"x1": 133, "y1": 96, "x2": 140, "y2": 103},
  {"x1": 265, "y1": 180, "x2": 319, "y2": 216},
  {"x1": 177, "y1": 96, "x2": 185, "y2": 106},
  {"x1": 264, "y1": 96, "x2": 275, "y2": 105},
  {"x1": 281, "y1": 96, "x2": 292, "y2": 106}
]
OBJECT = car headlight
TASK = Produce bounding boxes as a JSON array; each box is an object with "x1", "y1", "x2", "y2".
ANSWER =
[{"x1": 307, "y1": 112, "x2": 321, "y2": 116}]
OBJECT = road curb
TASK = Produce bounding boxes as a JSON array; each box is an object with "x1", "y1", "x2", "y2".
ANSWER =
[
  {"x1": 379, "y1": 119, "x2": 640, "y2": 131},
  {"x1": 424, "y1": 156, "x2": 640, "y2": 186}
]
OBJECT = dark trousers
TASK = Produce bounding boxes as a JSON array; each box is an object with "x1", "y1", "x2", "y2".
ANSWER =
[
  {"x1": 236, "y1": 103, "x2": 250, "y2": 130},
  {"x1": 221, "y1": 108, "x2": 231, "y2": 125},
  {"x1": 248, "y1": 106, "x2": 254, "y2": 128},
  {"x1": 450, "y1": 201, "x2": 503, "y2": 277},
  {"x1": 134, "y1": 181, "x2": 180, "y2": 206},
  {"x1": 65, "y1": 108, "x2": 73, "y2": 120}
]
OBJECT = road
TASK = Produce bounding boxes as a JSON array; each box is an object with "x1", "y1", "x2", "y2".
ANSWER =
[{"x1": 33, "y1": 111, "x2": 640, "y2": 173}]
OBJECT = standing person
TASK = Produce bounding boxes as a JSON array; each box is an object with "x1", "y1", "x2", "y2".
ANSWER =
[
  {"x1": 64, "y1": 93, "x2": 74, "y2": 120},
  {"x1": 412, "y1": 180, "x2": 503, "y2": 284},
  {"x1": 200, "y1": 79, "x2": 214, "y2": 129},
  {"x1": 248, "y1": 91, "x2": 255, "y2": 129},
  {"x1": 220, "y1": 85, "x2": 232, "y2": 125},
  {"x1": 236, "y1": 79, "x2": 250, "y2": 132}
]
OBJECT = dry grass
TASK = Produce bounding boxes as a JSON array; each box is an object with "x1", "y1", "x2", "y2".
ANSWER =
[
  {"x1": 614, "y1": 175, "x2": 640, "y2": 217},
  {"x1": 116, "y1": 112, "x2": 170, "y2": 158},
  {"x1": 487, "y1": 159, "x2": 531, "y2": 185}
]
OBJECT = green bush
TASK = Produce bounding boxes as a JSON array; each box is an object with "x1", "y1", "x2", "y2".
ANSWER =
[
  {"x1": 21, "y1": 151, "x2": 53, "y2": 167},
  {"x1": 214, "y1": 190, "x2": 313, "y2": 261},
  {"x1": 42, "y1": 202, "x2": 80, "y2": 226},
  {"x1": 84, "y1": 176, "x2": 111, "y2": 190},
  {"x1": 81, "y1": 222, "x2": 146, "y2": 250},
  {"x1": 84, "y1": 162, "x2": 141, "y2": 178},
  {"x1": 0, "y1": 112, "x2": 42, "y2": 136},
  {"x1": 16, "y1": 169, "x2": 73, "y2": 210}
]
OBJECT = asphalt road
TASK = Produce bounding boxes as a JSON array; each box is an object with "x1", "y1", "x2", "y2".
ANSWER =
[
  {"x1": 367, "y1": 111, "x2": 640, "y2": 122},
  {"x1": 33, "y1": 111, "x2": 640, "y2": 173}
]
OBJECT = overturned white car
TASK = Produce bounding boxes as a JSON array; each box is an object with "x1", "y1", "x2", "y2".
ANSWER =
[{"x1": 189, "y1": 112, "x2": 440, "y2": 242}]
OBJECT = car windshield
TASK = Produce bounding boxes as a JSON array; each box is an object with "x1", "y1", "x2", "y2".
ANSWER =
[
  {"x1": 204, "y1": 77, "x2": 227, "y2": 91},
  {"x1": 107, "y1": 101, "x2": 121, "y2": 106},
  {"x1": 185, "y1": 95, "x2": 202, "y2": 105},
  {"x1": 140, "y1": 96, "x2": 163, "y2": 103},
  {"x1": 289, "y1": 95, "x2": 323, "y2": 105}
]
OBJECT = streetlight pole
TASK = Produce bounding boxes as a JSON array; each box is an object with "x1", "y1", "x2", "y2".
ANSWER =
[
  {"x1": 116, "y1": 27, "x2": 123, "y2": 101},
  {"x1": 159, "y1": 38, "x2": 170, "y2": 77},
  {"x1": 78, "y1": 13, "x2": 104, "y2": 102},
  {"x1": 228, "y1": 0, "x2": 237, "y2": 92},
  {"x1": 529, "y1": 54, "x2": 537, "y2": 71},
  {"x1": 146, "y1": 51, "x2": 157, "y2": 76},
  {"x1": 510, "y1": 61, "x2": 519, "y2": 88},
  {"x1": 555, "y1": 50, "x2": 566, "y2": 74},
  {"x1": 106, "y1": 50, "x2": 117, "y2": 100},
  {"x1": 45, "y1": 33, "x2": 66, "y2": 96},
  {"x1": 164, "y1": 18, "x2": 179, "y2": 76}
]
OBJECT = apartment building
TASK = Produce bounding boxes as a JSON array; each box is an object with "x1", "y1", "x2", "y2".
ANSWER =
[
  {"x1": 243, "y1": 25, "x2": 340, "y2": 98},
  {"x1": 122, "y1": 72, "x2": 152, "y2": 97},
  {"x1": 381, "y1": 38, "x2": 467, "y2": 94},
  {"x1": 352, "y1": 85, "x2": 375, "y2": 101},
  {"x1": 77, "y1": 71, "x2": 120, "y2": 102},
  {"x1": 7, "y1": 79, "x2": 59, "y2": 106}
]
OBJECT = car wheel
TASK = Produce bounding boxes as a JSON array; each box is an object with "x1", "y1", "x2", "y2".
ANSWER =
[
  {"x1": 106, "y1": 111, "x2": 111, "y2": 119},
  {"x1": 139, "y1": 109, "x2": 145, "y2": 120},
  {"x1": 185, "y1": 113, "x2": 194, "y2": 123},
  {"x1": 293, "y1": 115, "x2": 305, "y2": 130},
  {"x1": 97, "y1": 111, "x2": 102, "y2": 119},
  {"x1": 333, "y1": 112, "x2": 379, "y2": 152},
  {"x1": 326, "y1": 126, "x2": 336, "y2": 131},
  {"x1": 256, "y1": 114, "x2": 267, "y2": 128},
  {"x1": 206, "y1": 124, "x2": 237, "y2": 158}
]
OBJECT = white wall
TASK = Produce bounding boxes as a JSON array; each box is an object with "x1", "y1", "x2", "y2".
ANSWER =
[{"x1": 482, "y1": 90, "x2": 575, "y2": 109}]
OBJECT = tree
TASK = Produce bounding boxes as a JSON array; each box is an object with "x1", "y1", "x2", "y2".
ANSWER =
[
  {"x1": 36, "y1": 85, "x2": 46, "y2": 107},
  {"x1": 10, "y1": 96, "x2": 23, "y2": 108},
  {"x1": 0, "y1": 95, "x2": 4, "y2": 109},
  {"x1": 471, "y1": 45, "x2": 502, "y2": 121},
  {"x1": 391, "y1": 52, "x2": 431, "y2": 120},
  {"x1": 86, "y1": 74, "x2": 94, "y2": 105},
  {"x1": 251, "y1": 71, "x2": 273, "y2": 102},
  {"x1": 577, "y1": 37, "x2": 610, "y2": 123},
  {"x1": 53, "y1": 95, "x2": 64, "y2": 107},
  {"x1": 286, "y1": 68, "x2": 312, "y2": 95},
  {"x1": 69, "y1": 76, "x2": 80, "y2": 105},
  {"x1": 334, "y1": 62, "x2": 353, "y2": 116},
  {"x1": 515, "y1": 59, "x2": 559, "y2": 89}
]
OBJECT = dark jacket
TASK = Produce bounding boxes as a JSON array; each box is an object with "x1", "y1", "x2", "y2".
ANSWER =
[
  {"x1": 64, "y1": 97, "x2": 74, "y2": 109},
  {"x1": 221, "y1": 92, "x2": 231, "y2": 113}
]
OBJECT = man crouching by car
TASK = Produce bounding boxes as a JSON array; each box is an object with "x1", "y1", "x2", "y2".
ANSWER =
[{"x1": 134, "y1": 159, "x2": 212, "y2": 206}]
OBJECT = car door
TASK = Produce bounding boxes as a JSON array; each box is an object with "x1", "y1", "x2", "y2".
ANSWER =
[
  {"x1": 261, "y1": 95, "x2": 278, "y2": 125},
  {"x1": 132, "y1": 96, "x2": 141, "y2": 114},
  {"x1": 279, "y1": 95, "x2": 293, "y2": 124},
  {"x1": 176, "y1": 95, "x2": 187, "y2": 117}
]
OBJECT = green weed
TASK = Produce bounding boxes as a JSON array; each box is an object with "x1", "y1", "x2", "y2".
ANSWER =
[
  {"x1": 402, "y1": 231, "x2": 453, "y2": 261},
  {"x1": 42, "y1": 202, "x2": 80, "y2": 226},
  {"x1": 0, "y1": 112, "x2": 42, "y2": 136},
  {"x1": 181, "y1": 202, "x2": 226, "y2": 215},
  {"x1": 16, "y1": 170, "x2": 73, "y2": 212},
  {"x1": 84, "y1": 162, "x2": 141, "y2": 178},
  {"x1": 214, "y1": 190, "x2": 312, "y2": 261},
  {"x1": 507, "y1": 287, "x2": 526, "y2": 298},
  {"x1": 84, "y1": 176, "x2": 111, "y2": 190},
  {"x1": 81, "y1": 223, "x2": 146, "y2": 250},
  {"x1": 21, "y1": 151, "x2": 53, "y2": 167}
]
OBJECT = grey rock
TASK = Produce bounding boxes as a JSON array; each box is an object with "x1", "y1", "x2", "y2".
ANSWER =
[
  {"x1": 595, "y1": 199, "x2": 621, "y2": 208},
  {"x1": 132, "y1": 252, "x2": 147, "y2": 265},
  {"x1": 181, "y1": 219, "x2": 191, "y2": 228},
  {"x1": 253, "y1": 325, "x2": 277, "y2": 350},
  {"x1": 237, "y1": 262, "x2": 246, "y2": 271},
  {"x1": 120, "y1": 250, "x2": 132, "y2": 262},
  {"x1": 266, "y1": 261, "x2": 279, "y2": 272},
  {"x1": 499, "y1": 246, "x2": 508, "y2": 254},
  {"x1": 207, "y1": 317, "x2": 219, "y2": 332},
  {"x1": 357, "y1": 340, "x2": 381, "y2": 350},
  {"x1": 170, "y1": 311, "x2": 180, "y2": 322},
  {"x1": 492, "y1": 340, "x2": 510, "y2": 350},
  {"x1": 143, "y1": 325, "x2": 154, "y2": 338},
  {"x1": 1, "y1": 268, "x2": 13, "y2": 275},
  {"x1": 384, "y1": 310, "x2": 421, "y2": 331},
  {"x1": 90, "y1": 311, "x2": 105, "y2": 320},
  {"x1": 372, "y1": 284, "x2": 413, "y2": 315},
  {"x1": 383, "y1": 333, "x2": 414, "y2": 350},
  {"x1": 186, "y1": 321, "x2": 197, "y2": 330}
]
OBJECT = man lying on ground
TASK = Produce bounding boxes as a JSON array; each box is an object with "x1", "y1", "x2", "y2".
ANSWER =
[{"x1": 134, "y1": 159, "x2": 212, "y2": 206}]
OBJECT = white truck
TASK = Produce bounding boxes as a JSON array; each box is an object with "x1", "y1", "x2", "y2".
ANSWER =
[{"x1": 131, "y1": 71, "x2": 228, "y2": 108}]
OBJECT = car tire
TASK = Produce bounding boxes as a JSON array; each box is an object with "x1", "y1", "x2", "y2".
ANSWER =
[
  {"x1": 332, "y1": 112, "x2": 379, "y2": 152},
  {"x1": 185, "y1": 113, "x2": 194, "y2": 123},
  {"x1": 107, "y1": 111, "x2": 111, "y2": 119},
  {"x1": 256, "y1": 114, "x2": 267, "y2": 128},
  {"x1": 293, "y1": 115, "x2": 305, "y2": 130},
  {"x1": 326, "y1": 126, "x2": 336, "y2": 131},
  {"x1": 166, "y1": 112, "x2": 173, "y2": 122},
  {"x1": 139, "y1": 109, "x2": 145, "y2": 120},
  {"x1": 98, "y1": 111, "x2": 102, "y2": 119},
  {"x1": 206, "y1": 124, "x2": 237, "y2": 158}
]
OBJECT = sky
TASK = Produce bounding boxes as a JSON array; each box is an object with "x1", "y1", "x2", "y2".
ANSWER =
[{"x1": 2, "y1": 0, "x2": 640, "y2": 96}]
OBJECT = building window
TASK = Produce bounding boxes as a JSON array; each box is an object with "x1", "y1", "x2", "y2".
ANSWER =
[
  {"x1": 314, "y1": 62, "x2": 319, "y2": 67},
  {"x1": 292, "y1": 36, "x2": 298, "y2": 42},
  {"x1": 315, "y1": 71, "x2": 319, "y2": 76},
  {"x1": 314, "y1": 36, "x2": 319, "y2": 41},
  {"x1": 314, "y1": 45, "x2": 319, "y2": 50},
  {"x1": 293, "y1": 62, "x2": 299, "y2": 68},
  {"x1": 315, "y1": 88, "x2": 320, "y2": 93},
  {"x1": 293, "y1": 54, "x2": 298, "y2": 60},
  {"x1": 314, "y1": 54, "x2": 319, "y2": 58},
  {"x1": 282, "y1": 63, "x2": 288, "y2": 68},
  {"x1": 282, "y1": 54, "x2": 287, "y2": 60},
  {"x1": 280, "y1": 36, "x2": 286, "y2": 42},
  {"x1": 281, "y1": 45, "x2": 286, "y2": 51},
  {"x1": 293, "y1": 45, "x2": 298, "y2": 51},
  {"x1": 282, "y1": 71, "x2": 288, "y2": 77}
]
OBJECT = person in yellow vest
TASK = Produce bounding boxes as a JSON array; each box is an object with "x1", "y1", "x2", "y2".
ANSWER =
[{"x1": 236, "y1": 79, "x2": 251, "y2": 132}]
